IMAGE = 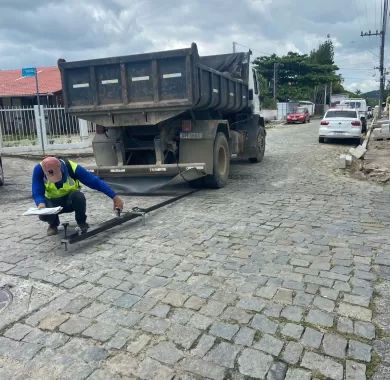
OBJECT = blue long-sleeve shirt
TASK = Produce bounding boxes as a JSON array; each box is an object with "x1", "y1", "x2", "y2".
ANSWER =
[{"x1": 32, "y1": 160, "x2": 116, "y2": 206}]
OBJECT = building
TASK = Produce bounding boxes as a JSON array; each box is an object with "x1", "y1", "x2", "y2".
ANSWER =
[{"x1": 0, "y1": 66, "x2": 62, "y2": 107}]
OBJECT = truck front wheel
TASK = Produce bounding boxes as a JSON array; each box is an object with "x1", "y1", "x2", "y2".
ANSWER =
[{"x1": 249, "y1": 127, "x2": 266, "y2": 163}]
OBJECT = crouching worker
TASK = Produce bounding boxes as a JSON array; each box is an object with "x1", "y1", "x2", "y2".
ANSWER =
[{"x1": 32, "y1": 156, "x2": 124, "y2": 236}]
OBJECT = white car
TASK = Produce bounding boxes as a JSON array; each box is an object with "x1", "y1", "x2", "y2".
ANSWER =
[{"x1": 319, "y1": 109, "x2": 362, "y2": 144}]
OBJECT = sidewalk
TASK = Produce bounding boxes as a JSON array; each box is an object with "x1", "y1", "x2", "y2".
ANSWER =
[{"x1": 358, "y1": 118, "x2": 390, "y2": 184}]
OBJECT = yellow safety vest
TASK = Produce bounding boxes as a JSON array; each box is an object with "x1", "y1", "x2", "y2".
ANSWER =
[{"x1": 42, "y1": 159, "x2": 81, "y2": 199}]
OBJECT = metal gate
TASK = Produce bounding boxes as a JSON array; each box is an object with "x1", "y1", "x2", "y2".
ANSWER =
[{"x1": 0, "y1": 105, "x2": 95, "y2": 153}]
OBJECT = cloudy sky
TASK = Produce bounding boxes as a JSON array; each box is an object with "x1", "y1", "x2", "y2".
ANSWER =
[{"x1": 0, "y1": 0, "x2": 387, "y2": 93}]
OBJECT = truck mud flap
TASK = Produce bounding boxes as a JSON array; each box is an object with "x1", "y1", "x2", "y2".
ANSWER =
[{"x1": 104, "y1": 167, "x2": 206, "y2": 194}]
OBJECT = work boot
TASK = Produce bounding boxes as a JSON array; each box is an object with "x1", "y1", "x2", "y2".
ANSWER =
[
  {"x1": 77, "y1": 222, "x2": 89, "y2": 234},
  {"x1": 47, "y1": 225, "x2": 58, "y2": 236}
]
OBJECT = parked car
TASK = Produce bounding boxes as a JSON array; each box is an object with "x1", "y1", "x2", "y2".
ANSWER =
[
  {"x1": 0, "y1": 155, "x2": 4, "y2": 186},
  {"x1": 286, "y1": 107, "x2": 310, "y2": 124},
  {"x1": 319, "y1": 109, "x2": 362, "y2": 144},
  {"x1": 339, "y1": 99, "x2": 367, "y2": 132}
]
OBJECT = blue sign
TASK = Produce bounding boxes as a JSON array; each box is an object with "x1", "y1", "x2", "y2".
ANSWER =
[{"x1": 22, "y1": 67, "x2": 37, "y2": 77}]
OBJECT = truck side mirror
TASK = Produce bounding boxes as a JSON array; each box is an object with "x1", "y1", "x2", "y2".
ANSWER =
[{"x1": 248, "y1": 89, "x2": 253, "y2": 101}]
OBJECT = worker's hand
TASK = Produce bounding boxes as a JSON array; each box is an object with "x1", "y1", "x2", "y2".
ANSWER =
[
  {"x1": 37, "y1": 203, "x2": 46, "y2": 209},
  {"x1": 113, "y1": 195, "x2": 124, "y2": 211}
]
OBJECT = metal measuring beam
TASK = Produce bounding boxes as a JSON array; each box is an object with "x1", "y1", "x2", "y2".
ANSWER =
[{"x1": 61, "y1": 190, "x2": 198, "y2": 250}]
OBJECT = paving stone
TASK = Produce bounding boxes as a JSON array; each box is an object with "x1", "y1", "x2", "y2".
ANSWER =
[
  {"x1": 147, "y1": 341, "x2": 184, "y2": 365},
  {"x1": 238, "y1": 348, "x2": 274, "y2": 379},
  {"x1": 82, "y1": 322, "x2": 117, "y2": 342},
  {"x1": 313, "y1": 295, "x2": 335, "y2": 312},
  {"x1": 237, "y1": 297, "x2": 266, "y2": 312},
  {"x1": 167, "y1": 324, "x2": 201, "y2": 349},
  {"x1": 337, "y1": 316, "x2": 354, "y2": 334},
  {"x1": 138, "y1": 316, "x2": 170, "y2": 334},
  {"x1": 306, "y1": 309, "x2": 334, "y2": 327},
  {"x1": 343, "y1": 294, "x2": 370, "y2": 307},
  {"x1": 114, "y1": 293, "x2": 141, "y2": 309},
  {"x1": 284, "y1": 368, "x2": 312, "y2": 380},
  {"x1": 209, "y1": 322, "x2": 239, "y2": 340},
  {"x1": 266, "y1": 361, "x2": 288, "y2": 380},
  {"x1": 348, "y1": 340, "x2": 372, "y2": 362},
  {"x1": 222, "y1": 306, "x2": 252, "y2": 324},
  {"x1": 163, "y1": 291, "x2": 189, "y2": 307},
  {"x1": 301, "y1": 327, "x2": 323, "y2": 349},
  {"x1": 81, "y1": 346, "x2": 109, "y2": 362},
  {"x1": 281, "y1": 305, "x2": 304, "y2": 322},
  {"x1": 191, "y1": 334, "x2": 215, "y2": 357},
  {"x1": 59, "y1": 316, "x2": 92, "y2": 335},
  {"x1": 88, "y1": 369, "x2": 120, "y2": 380},
  {"x1": 126, "y1": 333, "x2": 151, "y2": 354},
  {"x1": 137, "y1": 357, "x2": 174, "y2": 380},
  {"x1": 61, "y1": 296, "x2": 91, "y2": 314},
  {"x1": 273, "y1": 288, "x2": 293, "y2": 304},
  {"x1": 263, "y1": 303, "x2": 283, "y2": 318},
  {"x1": 200, "y1": 300, "x2": 226, "y2": 317},
  {"x1": 234, "y1": 327, "x2": 255, "y2": 346},
  {"x1": 305, "y1": 283, "x2": 320, "y2": 294},
  {"x1": 149, "y1": 303, "x2": 170, "y2": 318},
  {"x1": 290, "y1": 258, "x2": 310, "y2": 267},
  {"x1": 254, "y1": 334, "x2": 284, "y2": 358},
  {"x1": 98, "y1": 288, "x2": 125, "y2": 303},
  {"x1": 251, "y1": 314, "x2": 278, "y2": 334},
  {"x1": 180, "y1": 357, "x2": 225, "y2": 380},
  {"x1": 184, "y1": 296, "x2": 206, "y2": 310},
  {"x1": 80, "y1": 302, "x2": 109, "y2": 319},
  {"x1": 280, "y1": 323, "x2": 304, "y2": 340},
  {"x1": 354, "y1": 321, "x2": 375, "y2": 340},
  {"x1": 255, "y1": 286, "x2": 278, "y2": 300},
  {"x1": 4, "y1": 323, "x2": 33, "y2": 340},
  {"x1": 338, "y1": 303, "x2": 372, "y2": 322},
  {"x1": 189, "y1": 313, "x2": 213, "y2": 330},
  {"x1": 106, "y1": 328, "x2": 136, "y2": 350},
  {"x1": 322, "y1": 333, "x2": 347, "y2": 358},
  {"x1": 282, "y1": 341, "x2": 303, "y2": 364},
  {"x1": 170, "y1": 308, "x2": 194, "y2": 325},
  {"x1": 301, "y1": 351, "x2": 343, "y2": 380},
  {"x1": 205, "y1": 342, "x2": 241, "y2": 368},
  {"x1": 320, "y1": 287, "x2": 339, "y2": 300},
  {"x1": 293, "y1": 292, "x2": 314, "y2": 307},
  {"x1": 346, "y1": 360, "x2": 366, "y2": 380}
]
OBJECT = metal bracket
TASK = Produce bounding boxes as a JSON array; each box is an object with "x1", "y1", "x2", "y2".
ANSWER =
[
  {"x1": 154, "y1": 138, "x2": 163, "y2": 166},
  {"x1": 132, "y1": 207, "x2": 146, "y2": 226}
]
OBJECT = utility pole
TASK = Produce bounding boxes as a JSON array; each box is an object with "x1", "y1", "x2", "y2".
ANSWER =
[
  {"x1": 273, "y1": 63, "x2": 280, "y2": 100},
  {"x1": 361, "y1": 0, "x2": 388, "y2": 118},
  {"x1": 233, "y1": 41, "x2": 237, "y2": 53}
]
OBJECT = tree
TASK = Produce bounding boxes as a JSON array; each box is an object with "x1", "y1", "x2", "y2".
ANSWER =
[
  {"x1": 253, "y1": 39, "x2": 344, "y2": 105},
  {"x1": 355, "y1": 89, "x2": 362, "y2": 95}
]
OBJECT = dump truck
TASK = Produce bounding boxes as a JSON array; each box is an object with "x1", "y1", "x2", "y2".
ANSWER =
[{"x1": 58, "y1": 43, "x2": 265, "y2": 192}]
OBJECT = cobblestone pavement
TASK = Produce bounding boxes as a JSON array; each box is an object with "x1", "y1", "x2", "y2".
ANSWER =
[{"x1": 1, "y1": 120, "x2": 390, "y2": 379}]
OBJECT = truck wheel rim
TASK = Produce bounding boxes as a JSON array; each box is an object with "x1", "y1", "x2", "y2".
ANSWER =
[{"x1": 257, "y1": 133, "x2": 265, "y2": 153}]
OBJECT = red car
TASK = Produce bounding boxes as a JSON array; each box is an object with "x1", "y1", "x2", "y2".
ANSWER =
[{"x1": 287, "y1": 107, "x2": 310, "y2": 124}]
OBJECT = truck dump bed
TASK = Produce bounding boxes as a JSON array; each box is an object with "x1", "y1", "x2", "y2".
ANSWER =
[{"x1": 58, "y1": 43, "x2": 249, "y2": 125}]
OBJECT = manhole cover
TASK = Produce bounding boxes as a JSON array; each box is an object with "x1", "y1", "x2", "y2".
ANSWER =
[{"x1": 0, "y1": 288, "x2": 13, "y2": 312}]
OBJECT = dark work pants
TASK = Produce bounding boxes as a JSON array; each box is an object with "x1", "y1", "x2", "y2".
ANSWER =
[{"x1": 39, "y1": 191, "x2": 87, "y2": 227}]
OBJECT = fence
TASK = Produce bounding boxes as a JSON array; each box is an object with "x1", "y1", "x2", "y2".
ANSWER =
[{"x1": 0, "y1": 105, "x2": 95, "y2": 153}]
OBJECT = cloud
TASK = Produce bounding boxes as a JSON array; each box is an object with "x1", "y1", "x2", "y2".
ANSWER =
[{"x1": 0, "y1": 0, "x2": 386, "y2": 92}]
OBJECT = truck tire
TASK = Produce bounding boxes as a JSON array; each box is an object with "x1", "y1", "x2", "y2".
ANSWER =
[
  {"x1": 0, "y1": 158, "x2": 3, "y2": 186},
  {"x1": 249, "y1": 127, "x2": 266, "y2": 163},
  {"x1": 190, "y1": 132, "x2": 230, "y2": 189}
]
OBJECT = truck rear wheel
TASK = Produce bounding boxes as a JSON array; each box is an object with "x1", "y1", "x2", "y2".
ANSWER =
[
  {"x1": 249, "y1": 127, "x2": 266, "y2": 163},
  {"x1": 190, "y1": 132, "x2": 230, "y2": 189}
]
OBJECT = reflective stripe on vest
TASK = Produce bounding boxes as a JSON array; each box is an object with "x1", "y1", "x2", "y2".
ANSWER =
[{"x1": 42, "y1": 159, "x2": 81, "y2": 199}]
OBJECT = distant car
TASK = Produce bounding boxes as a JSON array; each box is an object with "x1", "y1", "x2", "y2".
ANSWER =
[
  {"x1": 319, "y1": 109, "x2": 362, "y2": 144},
  {"x1": 287, "y1": 107, "x2": 310, "y2": 124},
  {"x1": 0, "y1": 156, "x2": 4, "y2": 186}
]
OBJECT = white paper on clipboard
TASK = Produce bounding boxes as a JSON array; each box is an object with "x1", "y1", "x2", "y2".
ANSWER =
[{"x1": 23, "y1": 206, "x2": 63, "y2": 216}]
